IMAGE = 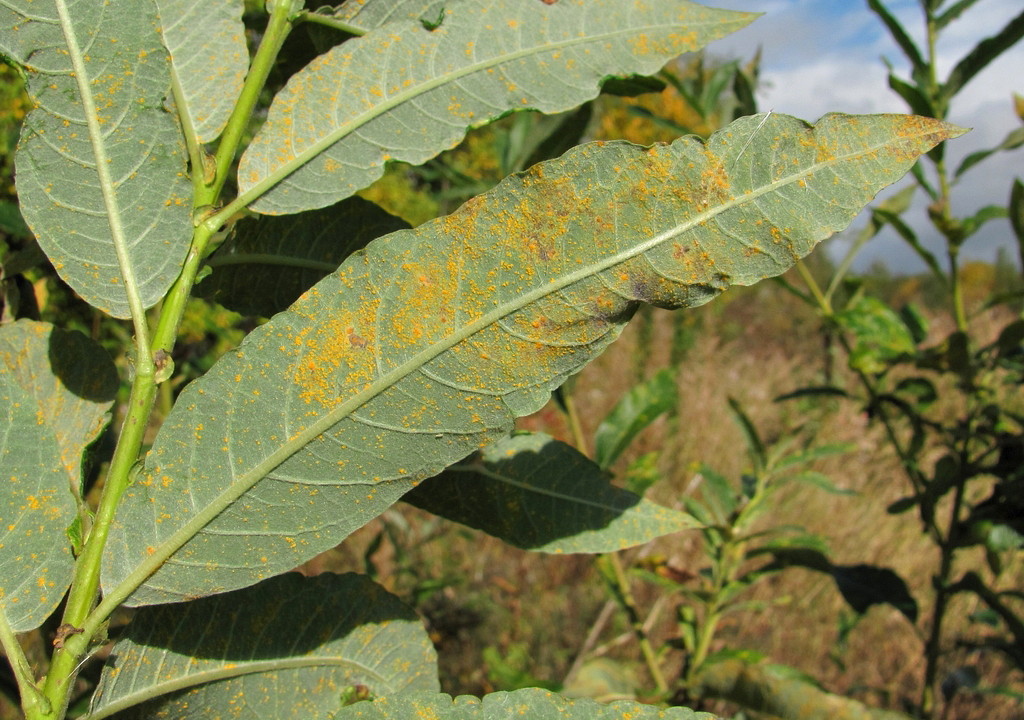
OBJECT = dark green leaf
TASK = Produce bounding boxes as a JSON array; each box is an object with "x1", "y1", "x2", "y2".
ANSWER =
[
  {"x1": 942, "y1": 8, "x2": 1024, "y2": 102},
  {"x1": 895, "y1": 376, "x2": 938, "y2": 408},
  {"x1": 599, "y1": 74, "x2": 667, "y2": 98},
  {"x1": 197, "y1": 198, "x2": 409, "y2": 317},
  {"x1": 899, "y1": 303, "x2": 929, "y2": 344},
  {"x1": 886, "y1": 72, "x2": 935, "y2": 118},
  {"x1": 332, "y1": 688, "x2": 712, "y2": 719},
  {"x1": 936, "y1": 0, "x2": 983, "y2": 31},
  {"x1": 1009, "y1": 179, "x2": 1024, "y2": 270},
  {"x1": 996, "y1": 320, "x2": 1024, "y2": 359},
  {"x1": 523, "y1": 104, "x2": 594, "y2": 170},
  {"x1": 727, "y1": 397, "x2": 765, "y2": 470},
  {"x1": 866, "y1": 0, "x2": 927, "y2": 78},
  {"x1": 830, "y1": 564, "x2": 918, "y2": 623},
  {"x1": 594, "y1": 369, "x2": 677, "y2": 470},
  {"x1": 102, "y1": 114, "x2": 960, "y2": 607},
  {"x1": 887, "y1": 496, "x2": 919, "y2": 514},
  {"x1": 405, "y1": 433, "x2": 696, "y2": 553},
  {"x1": 90, "y1": 573, "x2": 438, "y2": 720},
  {"x1": 911, "y1": 160, "x2": 938, "y2": 200},
  {"x1": 774, "y1": 385, "x2": 849, "y2": 402}
]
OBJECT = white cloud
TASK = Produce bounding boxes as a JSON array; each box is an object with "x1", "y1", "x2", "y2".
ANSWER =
[{"x1": 701, "y1": 0, "x2": 1024, "y2": 271}]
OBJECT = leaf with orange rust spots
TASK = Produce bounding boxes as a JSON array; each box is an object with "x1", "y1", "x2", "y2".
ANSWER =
[
  {"x1": 332, "y1": 0, "x2": 449, "y2": 33},
  {"x1": 102, "y1": 113, "x2": 962, "y2": 607},
  {"x1": 0, "y1": 320, "x2": 118, "y2": 631},
  {"x1": 157, "y1": 0, "x2": 248, "y2": 143},
  {"x1": 331, "y1": 688, "x2": 713, "y2": 719},
  {"x1": 90, "y1": 573, "x2": 437, "y2": 719},
  {"x1": 238, "y1": 0, "x2": 756, "y2": 215},
  {"x1": 0, "y1": 0, "x2": 193, "y2": 318}
]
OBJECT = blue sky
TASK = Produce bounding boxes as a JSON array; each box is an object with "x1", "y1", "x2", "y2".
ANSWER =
[{"x1": 698, "y1": 0, "x2": 1024, "y2": 272}]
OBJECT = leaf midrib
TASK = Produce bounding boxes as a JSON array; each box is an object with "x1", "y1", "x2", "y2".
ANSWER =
[
  {"x1": 239, "y1": 11, "x2": 734, "y2": 209},
  {"x1": 111, "y1": 124, "x2": 907, "y2": 606},
  {"x1": 88, "y1": 655, "x2": 389, "y2": 720},
  {"x1": 53, "y1": 0, "x2": 145, "y2": 323}
]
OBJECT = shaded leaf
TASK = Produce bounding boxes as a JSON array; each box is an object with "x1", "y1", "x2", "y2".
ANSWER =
[
  {"x1": 405, "y1": 433, "x2": 696, "y2": 553},
  {"x1": 238, "y1": 0, "x2": 755, "y2": 214},
  {"x1": 90, "y1": 573, "x2": 438, "y2": 720},
  {"x1": 157, "y1": 0, "x2": 249, "y2": 143},
  {"x1": 0, "y1": 320, "x2": 117, "y2": 631},
  {"x1": 197, "y1": 197, "x2": 409, "y2": 317},
  {"x1": 887, "y1": 71, "x2": 935, "y2": 118},
  {"x1": 332, "y1": 688, "x2": 713, "y2": 720},
  {"x1": 774, "y1": 385, "x2": 849, "y2": 402},
  {"x1": 594, "y1": 368, "x2": 677, "y2": 470},
  {"x1": 1012, "y1": 179, "x2": 1024, "y2": 270},
  {"x1": 831, "y1": 564, "x2": 918, "y2": 623},
  {"x1": 0, "y1": 0, "x2": 193, "y2": 317},
  {"x1": 895, "y1": 376, "x2": 937, "y2": 408},
  {"x1": 764, "y1": 548, "x2": 918, "y2": 623},
  {"x1": 102, "y1": 113, "x2": 960, "y2": 607}
]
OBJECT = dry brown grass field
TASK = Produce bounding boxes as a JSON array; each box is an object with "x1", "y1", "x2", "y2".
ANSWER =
[{"x1": 304, "y1": 268, "x2": 1023, "y2": 720}]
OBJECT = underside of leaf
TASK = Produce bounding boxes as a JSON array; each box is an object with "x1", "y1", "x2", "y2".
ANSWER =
[
  {"x1": 103, "y1": 113, "x2": 961, "y2": 607},
  {"x1": 1, "y1": 0, "x2": 193, "y2": 317},
  {"x1": 239, "y1": 0, "x2": 756, "y2": 214},
  {"x1": 90, "y1": 573, "x2": 438, "y2": 720}
]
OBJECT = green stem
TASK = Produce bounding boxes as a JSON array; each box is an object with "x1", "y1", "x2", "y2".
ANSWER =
[
  {"x1": 207, "y1": 0, "x2": 295, "y2": 221},
  {"x1": 605, "y1": 552, "x2": 670, "y2": 696},
  {"x1": 35, "y1": 8, "x2": 296, "y2": 717},
  {"x1": 296, "y1": 9, "x2": 367, "y2": 36},
  {"x1": 0, "y1": 615, "x2": 49, "y2": 719},
  {"x1": 795, "y1": 259, "x2": 832, "y2": 315},
  {"x1": 40, "y1": 374, "x2": 158, "y2": 718}
]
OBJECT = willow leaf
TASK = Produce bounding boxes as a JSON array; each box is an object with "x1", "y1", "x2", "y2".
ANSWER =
[
  {"x1": 238, "y1": 0, "x2": 755, "y2": 215},
  {"x1": 102, "y1": 113, "x2": 961, "y2": 607},
  {"x1": 197, "y1": 197, "x2": 409, "y2": 317},
  {"x1": 157, "y1": 0, "x2": 248, "y2": 143},
  {"x1": 332, "y1": 0, "x2": 449, "y2": 33},
  {"x1": 0, "y1": 321, "x2": 117, "y2": 631},
  {"x1": 0, "y1": 0, "x2": 193, "y2": 318},
  {"x1": 89, "y1": 573, "x2": 438, "y2": 720},
  {"x1": 405, "y1": 432, "x2": 696, "y2": 553},
  {"x1": 332, "y1": 688, "x2": 713, "y2": 719}
]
